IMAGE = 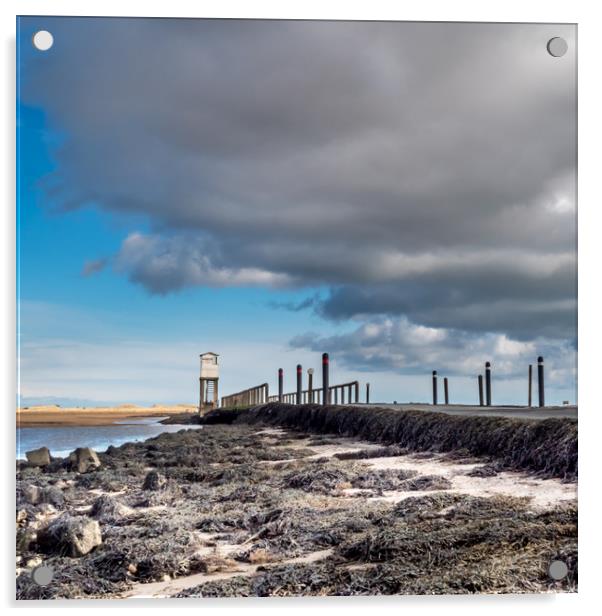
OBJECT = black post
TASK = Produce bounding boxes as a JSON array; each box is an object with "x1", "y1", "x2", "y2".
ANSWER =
[
  {"x1": 485, "y1": 362, "x2": 492, "y2": 406},
  {"x1": 528, "y1": 364, "x2": 532, "y2": 407},
  {"x1": 432, "y1": 370, "x2": 438, "y2": 405},
  {"x1": 355, "y1": 381, "x2": 359, "y2": 403},
  {"x1": 478, "y1": 375, "x2": 484, "y2": 406},
  {"x1": 278, "y1": 368, "x2": 283, "y2": 402},
  {"x1": 308, "y1": 369, "x2": 314, "y2": 403},
  {"x1": 537, "y1": 356, "x2": 545, "y2": 408},
  {"x1": 444, "y1": 377, "x2": 449, "y2": 405},
  {"x1": 366, "y1": 382, "x2": 370, "y2": 404},
  {"x1": 296, "y1": 364, "x2": 302, "y2": 405},
  {"x1": 322, "y1": 353, "x2": 329, "y2": 405}
]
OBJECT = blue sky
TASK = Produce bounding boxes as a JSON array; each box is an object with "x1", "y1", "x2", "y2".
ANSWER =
[{"x1": 17, "y1": 17, "x2": 577, "y2": 406}]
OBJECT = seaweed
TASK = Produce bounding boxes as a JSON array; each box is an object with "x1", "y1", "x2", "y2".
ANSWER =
[{"x1": 236, "y1": 403, "x2": 577, "y2": 479}]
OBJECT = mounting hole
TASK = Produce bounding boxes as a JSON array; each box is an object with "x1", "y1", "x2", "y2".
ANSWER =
[
  {"x1": 547, "y1": 37, "x2": 568, "y2": 58},
  {"x1": 548, "y1": 559, "x2": 568, "y2": 580},
  {"x1": 31, "y1": 564, "x2": 54, "y2": 586},
  {"x1": 32, "y1": 30, "x2": 54, "y2": 51}
]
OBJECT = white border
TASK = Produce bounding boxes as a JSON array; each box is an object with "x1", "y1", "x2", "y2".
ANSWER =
[{"x1": 2, "y1": 1, "x2": 601, "y2": 613}]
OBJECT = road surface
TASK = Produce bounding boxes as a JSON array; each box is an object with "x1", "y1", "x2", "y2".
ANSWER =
[{"x1": 353, "y1": 403, "x2": 577, "y2": 420}]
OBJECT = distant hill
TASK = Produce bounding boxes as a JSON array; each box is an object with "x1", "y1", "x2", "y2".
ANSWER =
[{"x1": 19, "y1": 396, "x2": 129, "y2": 408}]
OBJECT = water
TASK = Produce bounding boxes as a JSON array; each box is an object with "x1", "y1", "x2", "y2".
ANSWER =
[{"x1": 16, "y1": 417, "x2": 202, "y2": 459}]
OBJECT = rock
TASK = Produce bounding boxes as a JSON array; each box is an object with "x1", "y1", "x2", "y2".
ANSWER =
[
  {"x1": 16, "y1": 527, "x2": 37, "y2": 552},
  {"x1": 37, "y1": 514, "x2": 102, "y2": 557},
  {"x1": 25, "y1": 447, "x2": 51, "y2": 467},
  {"x1": 36, "y1": 503, "x2": 57, "y2": 516},
  {"x1": 22, "y1": 484, "x2": 65, "y2": 509},
  {"x1": 25, "y1": 556, "x2": 42, "y2": 569},
  {"x1": 90, "y1": 495, "x2": 132, "y2": 522},
  {"x1": 69, "y1": 447, "x2": 101, "y2": 473},
  {"x1": 16, "y1": 509, "x2": 28, "y2": 526},
  {"x1": 22, "y1": 484, "x2": 41, "y2": 505},
  {"x1": 142, "y1": 470, "x2": 167, "y2": 491},
  {"x1": 41, "y1": 486, "x2": 65, "y2": 509}
]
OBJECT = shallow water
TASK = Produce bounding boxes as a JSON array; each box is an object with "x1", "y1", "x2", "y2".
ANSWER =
[{"x1": 16, "y1": 417, "x2": 202, "y2": 459}]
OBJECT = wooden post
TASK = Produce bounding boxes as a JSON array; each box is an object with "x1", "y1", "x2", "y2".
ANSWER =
[
  {"x1": 308, "y1": 368, "x2": 314, "y2": 403},
  {"x1": 538, "y1": 356, "x2": 545, "y2": 407},
  {"x1": 478, "y1": 375, "x2": 484, "y2": 406},
  {"x1": 278, "y1": 368, "x2": 283, "y2": 403},
  {"x1": 355, "y1": 381, "x2": 359, "y2": 403},
  {"x1": 485, "y1": 362, "x2": 492, "y2": 406},
  {"x1": 444, "y1": 377, "x2": 449, "y2": 405},
  {"x1": 528, "y1": 364, "x2": 532, "y2": 407},
  {"x1": 296, "y1": 364, "x2": 302, "y2": 405},
  {"x1": 322, "y1": 353, "x2": 329, "y2": 405},
  {"x1": 198, "y1": 377, "x2": 203, "y2": 414},
  {"x1": 432, "y1": 370, "x2": 438, "y2": 405},
  {"x1": 366, "y1": 382, "x2": 370, "y2": 404}
]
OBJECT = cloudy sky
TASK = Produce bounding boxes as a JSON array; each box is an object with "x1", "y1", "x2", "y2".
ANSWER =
[{"x1": 17, "y1": 17, "x2": 576, "y2": 406}]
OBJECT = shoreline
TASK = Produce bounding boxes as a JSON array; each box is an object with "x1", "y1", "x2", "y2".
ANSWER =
[{"x1": 16, "y1": 404, "x2": 577, "y2": 599}]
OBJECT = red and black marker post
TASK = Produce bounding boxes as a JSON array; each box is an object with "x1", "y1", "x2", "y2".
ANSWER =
[{"x1": 322, "y1": 353, "x2": 330, "y2": 405}]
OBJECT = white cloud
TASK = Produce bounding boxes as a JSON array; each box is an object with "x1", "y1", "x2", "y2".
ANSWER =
[{"x1": 115, "y1": 232, "x2": 291, "y2": 293}]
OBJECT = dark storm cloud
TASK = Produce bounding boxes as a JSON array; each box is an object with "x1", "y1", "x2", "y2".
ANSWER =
[{"x1": 21, "y1": 17, "x2": 576, "y2": 341}]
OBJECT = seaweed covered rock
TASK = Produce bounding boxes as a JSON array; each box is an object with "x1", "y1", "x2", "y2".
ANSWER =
[
  {"x1": 37, "y1": 514, "x2": 102, "y2": 557},
  {"x1": 21, "y1": 484, "x2": 41, "y2": 505},
  {"x1": 142, "y1": 470, "x2": 167, "y2": 491},
  {"x1": 90, "y1": 495, "x2": 132, "y2": 522},
  {"x1": 19, "y1": 484, "x2": 65, "y2": 509},
  {"x1": 69, "y1": 448, "x2": 101, "y2": 473}
]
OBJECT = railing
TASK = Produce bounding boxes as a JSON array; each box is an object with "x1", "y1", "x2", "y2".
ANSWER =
[
  {"x1": 221, "y1": 383, "x2": 269, "y2": 408},
  {"x1": 267, "y1": 380, "x2": 359, "y2": 405}
]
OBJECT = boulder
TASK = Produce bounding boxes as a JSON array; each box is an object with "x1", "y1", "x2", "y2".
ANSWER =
[
  {"x1": 69, "y1": 447, "x2": 101, "y2": 473},
  {"x1": 39, "y1": 486, "x2": 65, "y2": 509},
  {"x1": 37, "y1": 514, "x2": 102, "y2": 557},
  {"x1": 90, "y1": 495, "x2": 132, "y2": 522},
  {"x1": 142, "y1": 470, "x2": 167, "y2": 491},
  {"x1": 21, "y1": 484, "x2": 65, "y2": 509},
  {"x1": 25, "y1": 447, "x2": 51, "y2": 467},
  {"x1": 16, "y1": 527, "x2": 37, "y2": 552},
  {"x1": 22, "y1": 484, "x2": 41, "y2": 505}
]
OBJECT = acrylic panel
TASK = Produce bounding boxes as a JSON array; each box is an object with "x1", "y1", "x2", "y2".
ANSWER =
[{"x1": 16, "y1": 17, "x2": 577, "y2": 599}]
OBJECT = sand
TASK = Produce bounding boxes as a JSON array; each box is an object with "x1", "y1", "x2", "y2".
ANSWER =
[{"x1": 16, "y1": 404, "x2": 197, "y2": 427}]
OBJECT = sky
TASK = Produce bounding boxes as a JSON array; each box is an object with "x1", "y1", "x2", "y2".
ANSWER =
[{"x1": 17, "y1": 17, "x2": 577, "y2": 407}]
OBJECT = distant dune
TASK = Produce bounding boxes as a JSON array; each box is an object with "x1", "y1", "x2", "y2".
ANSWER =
[{"x1": 16, "y1": 404, "x2": 197, "y2": 427}]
